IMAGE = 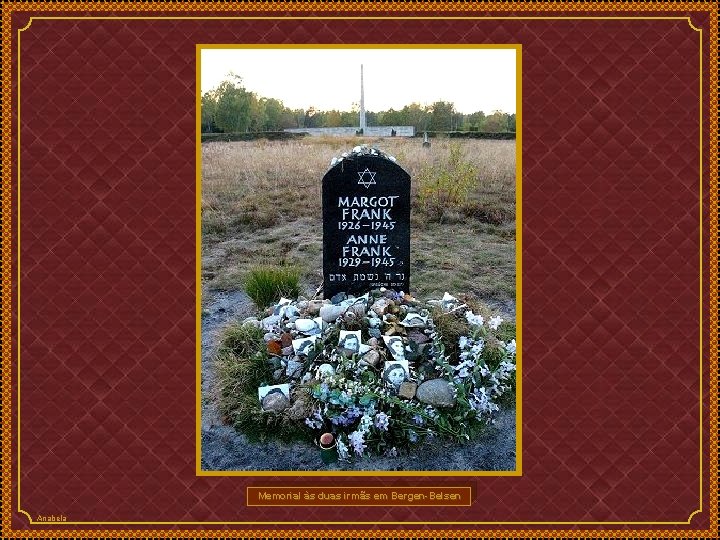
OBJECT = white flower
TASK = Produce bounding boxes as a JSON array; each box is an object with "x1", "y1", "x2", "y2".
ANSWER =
[
  {"x1": 336, "y1": 436, "x2": 350, "y2": 460},
  {"x1": 488, "y1": 316, "x2": 503, "y2": 330},
  {"x1": 465, "y1": 311, "x2": 484, "y2": 326},
  {"x1": 505, "y1": 339, "x2": 516, "y2": 355},
  {"x1": 458, "y1": 336, "x2": 469, "y2": 349},
  {"x1": 358, "y1": 413, "x2": 373, "y2": 434},
  {"x1": 348, "y1": 431, "x2": 366, "y2": 456},
  {"x1": 374, "y1": 412, "x2": 390, "y2": 431}
]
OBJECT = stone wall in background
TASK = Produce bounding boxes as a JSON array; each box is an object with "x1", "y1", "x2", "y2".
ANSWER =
[{"x1": 284, "y1": 126, "x2": 416, "y2": 137}]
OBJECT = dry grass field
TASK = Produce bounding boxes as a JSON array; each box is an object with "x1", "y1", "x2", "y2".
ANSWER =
[{"x1": 201, "y1": 136, "x2": 517, "y2": 315}]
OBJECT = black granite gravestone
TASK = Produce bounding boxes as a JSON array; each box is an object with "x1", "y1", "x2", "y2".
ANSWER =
[{"x1": 322, "y1": 149, "x2": 410, "y2": 298}]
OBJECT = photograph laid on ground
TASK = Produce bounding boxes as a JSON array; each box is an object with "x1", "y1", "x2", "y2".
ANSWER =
[
  {"x1": 258, "y1": 383, "x2": 290, "y2": 400},
  {"x1": 199, "y1": 46, "x2": 519, "y2": 473},
  {"x1": 292, "y1": 335, "x2": 318, "y2": 356},
  {"x1": 338, "y1": 330, "x2": 361, "y2": 354},
  {"x1": 382, "y1": 360, "x2": 410, "y2": 387},
  {"x1": 383, "y1": 335, "x2": 408, "y2": 362},
  {"x1": 401, "y1": 312, "x2": 428, "y2": 327}
]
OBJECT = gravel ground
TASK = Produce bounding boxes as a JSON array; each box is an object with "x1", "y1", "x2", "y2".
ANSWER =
[{"x1": 200, "y1": 288, "x2": 517, "y2": 472}]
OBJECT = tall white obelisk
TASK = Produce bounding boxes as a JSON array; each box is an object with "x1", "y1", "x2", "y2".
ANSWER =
[{"x1": 359, "y1": 64, "x2": 367, "y2": 132}]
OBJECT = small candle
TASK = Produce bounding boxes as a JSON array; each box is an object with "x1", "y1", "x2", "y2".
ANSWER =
[{"x1": 319, "y1": 433, "x2": 337, "y2": 464}]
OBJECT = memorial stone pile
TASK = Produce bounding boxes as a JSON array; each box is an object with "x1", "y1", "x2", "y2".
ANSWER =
[{"x1": 322, "y1": 146, "x2": 411, "y2": 298}]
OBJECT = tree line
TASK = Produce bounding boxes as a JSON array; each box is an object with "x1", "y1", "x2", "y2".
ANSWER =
[{"x1": 201, "y1": 75, "x2": 516, "y2": 134}]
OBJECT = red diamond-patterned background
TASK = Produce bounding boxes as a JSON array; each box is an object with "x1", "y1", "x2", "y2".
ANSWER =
[{"x1": 9, "y1": 8, "x2": 712, "y2": 534}]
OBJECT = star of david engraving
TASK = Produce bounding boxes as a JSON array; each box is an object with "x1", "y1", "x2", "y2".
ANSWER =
[{"x1": 357, "y1": 168, "x2": 377, "y2": 189}]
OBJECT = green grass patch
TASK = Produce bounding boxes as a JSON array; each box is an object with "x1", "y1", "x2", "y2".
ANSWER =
[{"x1": 245, "y1": 265, "x2": 302, "y2": 309}]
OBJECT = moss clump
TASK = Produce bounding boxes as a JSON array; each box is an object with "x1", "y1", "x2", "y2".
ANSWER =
[
  {"x1": 430, "y1": 307, "x2": 472, "y2": 363},
  {"x1": 214, "y1": 322, "x2": 308, "y2": 442}
]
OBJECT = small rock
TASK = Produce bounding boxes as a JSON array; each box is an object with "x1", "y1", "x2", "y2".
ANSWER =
[
  {"x1": 286, "y1": 359, "x2": 303, "y2": 378},
  {"x1": 407, "y1": 330, "x2": 430, "y2": 345},
  {"x1": 367, "y1": 316, "x2": 381, "y2": 328},
  {"x1": 416, "y1": 379, "x2": 456, "y2": 407},
  {"x1": 368, "y1": 328, "x2": 382, "y2": 338},
  {"x1": 368, "y1": 337, "x2": 379, "y2": 348},
  {"x1": 284, "y1": 305, "x2": 300, "y2": 318},
  {"x1": 281, "y1": 345, "x2": 294, "y2": 356},
  {"x1": 264, "y1": 332, "x2": 279, "y2": 342},
  {"x1": 272, "y1": 368, "x2": 284, "y2": 381},
  {"x1": 317, "y1": 363, "x2": 335, "y2": 378},
  {"x1": 320, "y1": 304, "x2": 346, "y2": 323},
  {"x1": 362, "y1": 349, "x2": 381, "y2": 367},
  {"x1": 371, "y1": 298, "x2": 391, "y2": 316},
  {"x1": 262, "y1": 315, "x2": 281, "y2": 330},
  {"x1": 242, "y1": 316, "x2": 261, "y2": 327},
  {"x1": 383, "y1": 322, "x2": 404, "y2": 336},
  {"x1": 267, "y1": 341, "x2": 282, "y2": 355},
  {"x1": 280, "y1": 332, "x2": 293, "y2": 348},
  {"x1": 262, "y1": 391, "x2": 290, "y2": 412},
  {"x1": 272, "y1": 304, "x2": 285, "y2": 316},
  {"x1": 347, "y1": 301, "x2": 367, "y2": 317},
  {"x1": 398, "y1": 381, "x2": 418, "y2": 399},
  {"x1": 330, "y1": 292, "x2": 347, "y2": 304},
  {"x1": 306, "y1": 300, "x2": 324, "y2": 315},
  {"x1": 295, "y1": 318, "x2": 318, "y2": 333}
]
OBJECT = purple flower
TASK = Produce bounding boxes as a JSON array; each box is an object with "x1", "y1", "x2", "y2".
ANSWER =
[
  {"x1": 390, "y1": 290, "x2": 404, "y2": 301},
  {"x1": 330, "y1": 406, "x2": 364, "y2": 427},
  {"x1": 304, "y1": 410, "x2": 324, "y2": 430}
]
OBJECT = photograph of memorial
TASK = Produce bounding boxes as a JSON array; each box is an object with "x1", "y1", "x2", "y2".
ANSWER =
[{"x1": 199, "y1": 47, "x2": 519, "y2": 472}]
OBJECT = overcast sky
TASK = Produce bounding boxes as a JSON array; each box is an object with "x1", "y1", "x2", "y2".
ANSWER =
[{"x1": 200, "y1": 48, "x2": 517, "y2": 115}]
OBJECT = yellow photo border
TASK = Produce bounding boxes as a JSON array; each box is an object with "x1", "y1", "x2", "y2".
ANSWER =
[
  {"x1": 2, "y1": 1, "x2": 717, "y2": 538},
  {"x1": 195, "y1": 42, "x2": 523, "y2": 479}
]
